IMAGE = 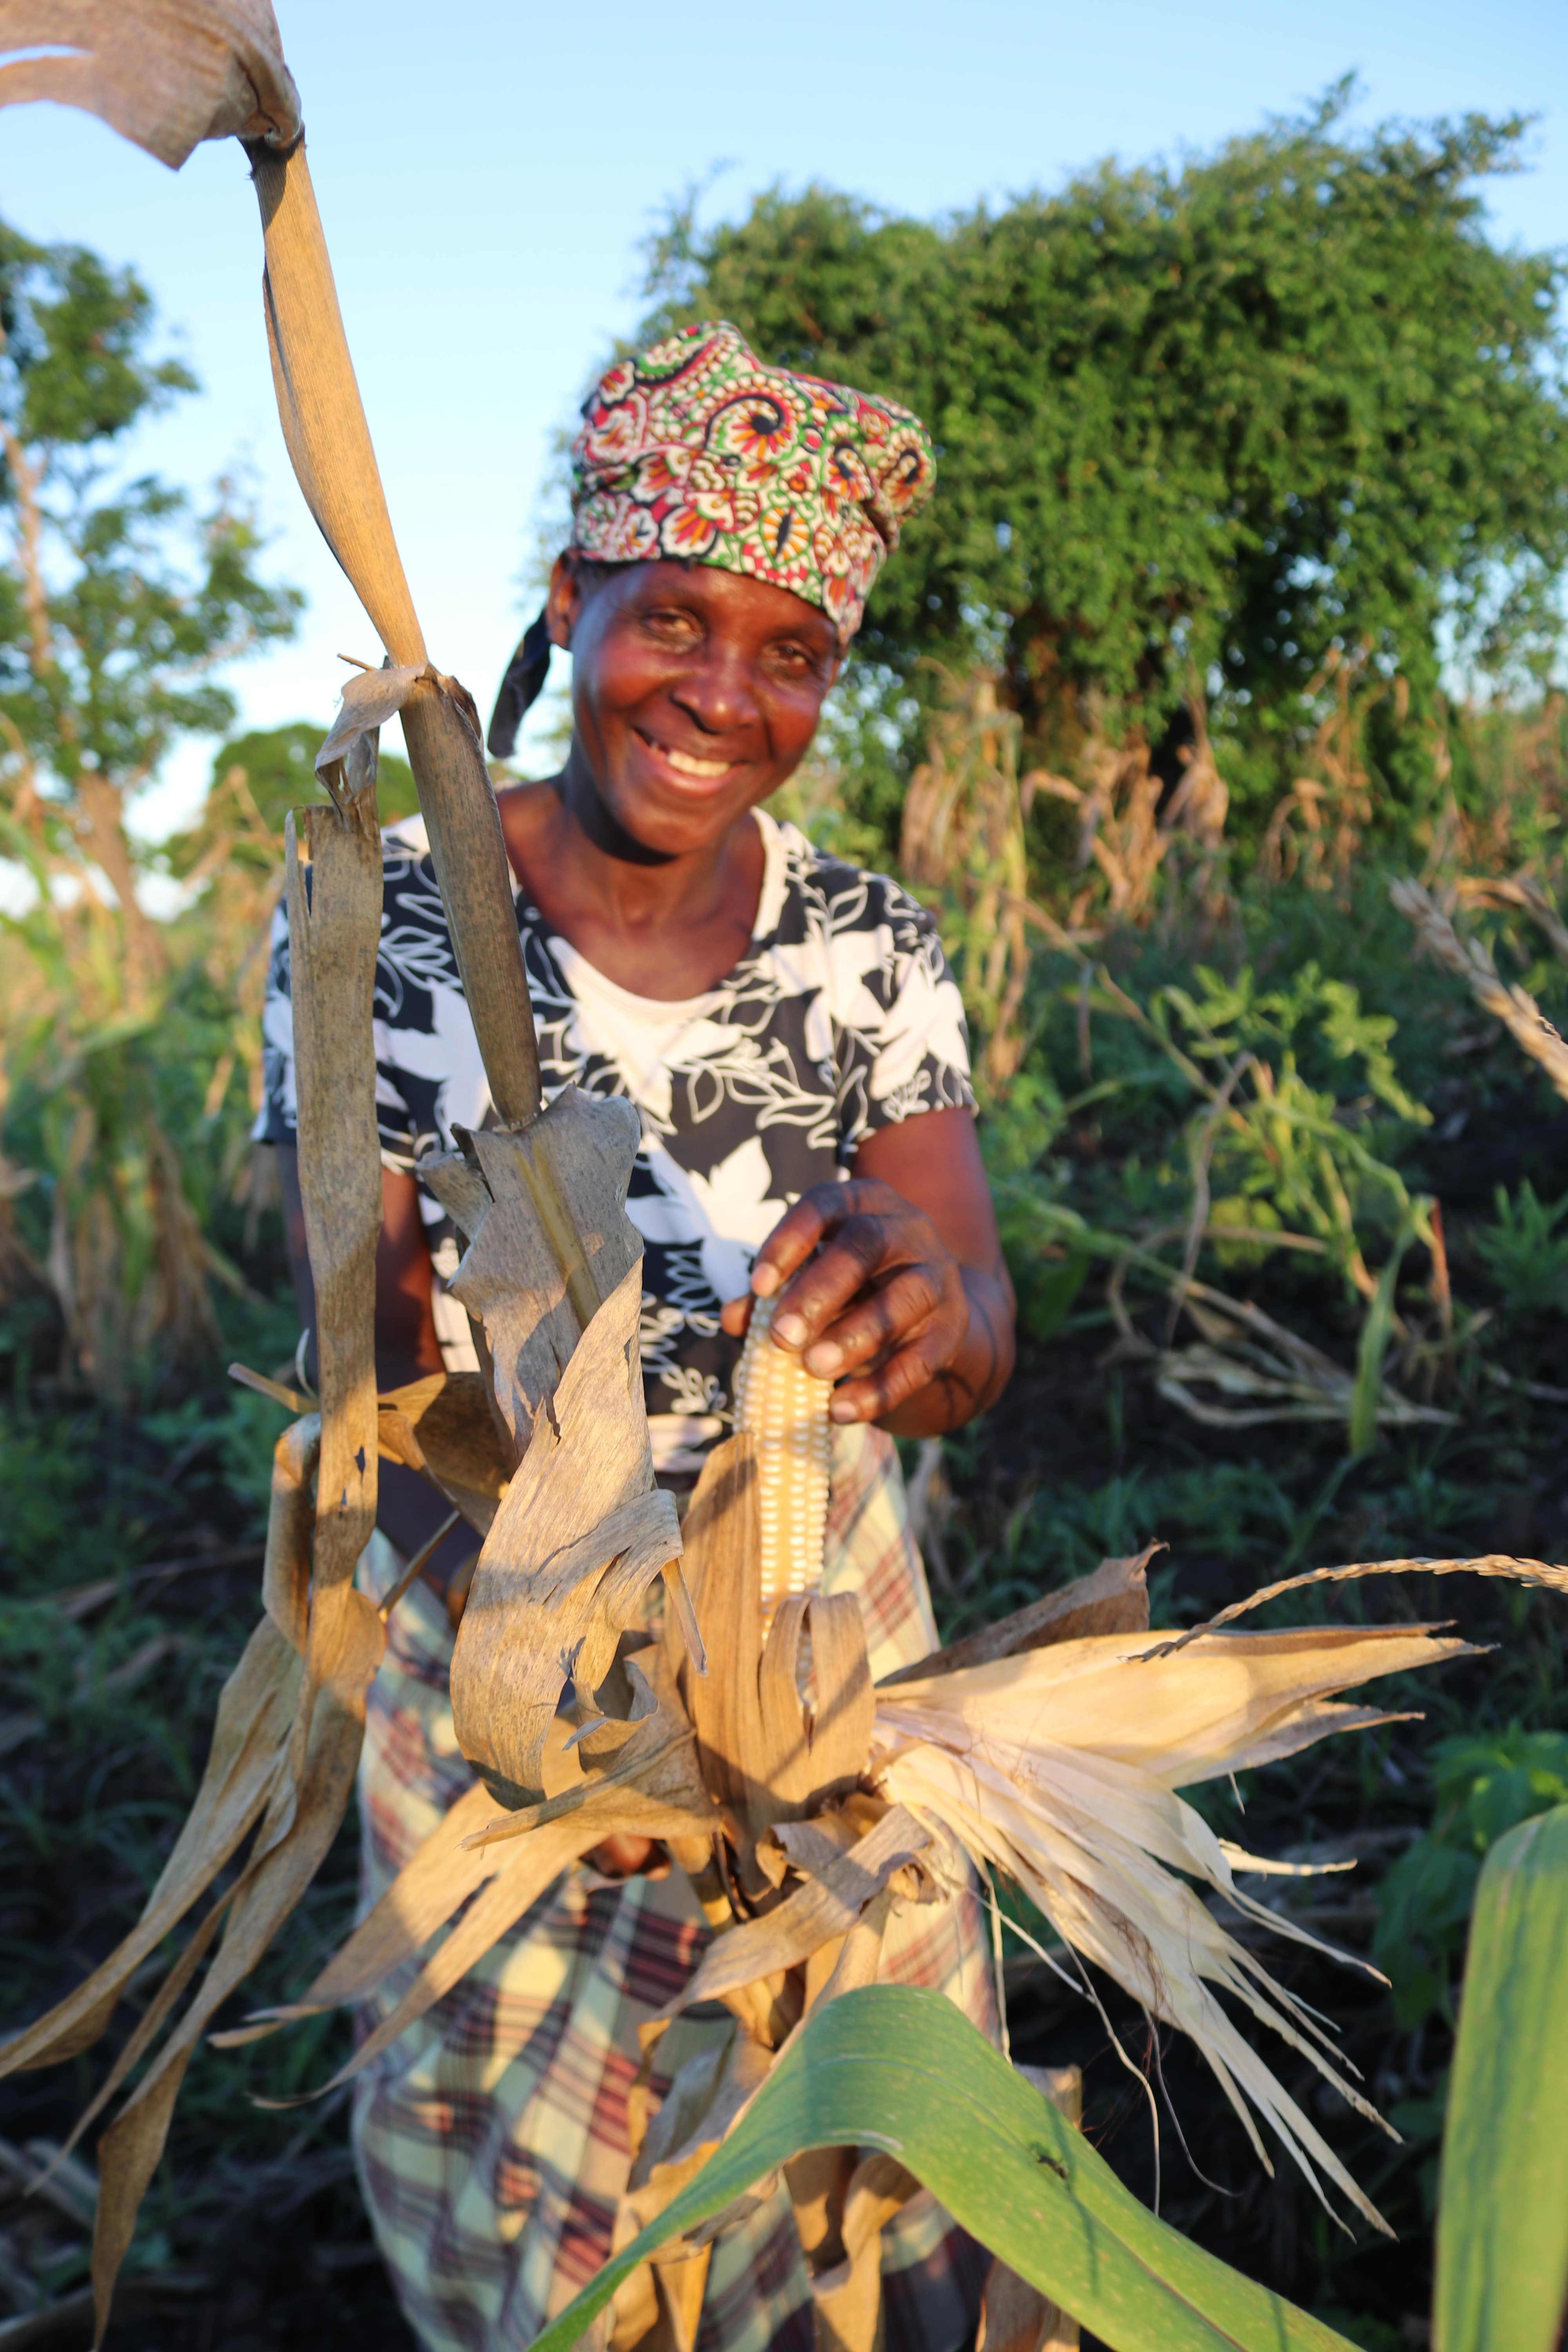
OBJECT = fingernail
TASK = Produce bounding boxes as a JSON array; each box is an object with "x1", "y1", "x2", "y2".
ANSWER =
[
  {"x1": 829, "y1": 1397, "x2": 860, "y2": 1423},
  {"x1": 771, "y1": 1312, "x2": 807, "y2": 1348},
  {"x1": 751, "y1": 1264, "x2": 781, "y2": 1298},
  {"x1": 805, "y1": 1341, "x2": 842, "y2": 1374}
]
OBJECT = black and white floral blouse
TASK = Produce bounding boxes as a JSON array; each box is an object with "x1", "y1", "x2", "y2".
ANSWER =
[{"x1": 256, "y1": 808, "x2": 973, "y2": 1475}]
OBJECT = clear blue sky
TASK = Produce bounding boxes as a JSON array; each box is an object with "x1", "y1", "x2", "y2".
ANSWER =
[{"x1": 3, "y1": 0, "x2": 1566, "y2": 835}]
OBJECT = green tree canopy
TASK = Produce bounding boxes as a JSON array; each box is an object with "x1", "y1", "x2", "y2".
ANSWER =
[
  {"x1": 641, "y1": 89, "x2": 1568, "y2": 811},
  {"x1": 1, "y1": 218, "x2": 301, "y2": 969},
  {"x1": 163, "y1": 723, "x2": 419, "y2": 879}
]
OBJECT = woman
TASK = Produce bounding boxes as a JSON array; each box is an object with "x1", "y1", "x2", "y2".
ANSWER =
[{"x1": 261, "y1": 321, "x2": 1015, "y2": 2352}]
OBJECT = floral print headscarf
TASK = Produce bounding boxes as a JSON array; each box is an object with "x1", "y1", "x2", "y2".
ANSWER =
[{"x1": 568, "y1": 321, "x2": 935, "y2": 646}]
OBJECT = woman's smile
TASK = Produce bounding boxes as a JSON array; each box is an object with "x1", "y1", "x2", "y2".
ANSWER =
[{"x1": 633, "y1": 727, "x2": 743, "y2": 788}]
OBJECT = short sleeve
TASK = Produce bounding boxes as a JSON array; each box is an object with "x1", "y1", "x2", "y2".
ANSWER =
[
  {"x1": 828, "y1": 873, "x2": 976, "y2": 1159},
  {"x1": 253, "y1": 895, "x2": 296, "y2": 1145}
]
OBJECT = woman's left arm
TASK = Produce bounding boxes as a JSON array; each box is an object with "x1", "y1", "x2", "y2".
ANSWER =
[{"x1": 719, "y1": 1105, "x2": 1016, "y2": 1437}]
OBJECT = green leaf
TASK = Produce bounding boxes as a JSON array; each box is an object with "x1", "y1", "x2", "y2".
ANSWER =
[
  {"x1": 1434, "y1": 1803, "x2": 1568, "y2": 2352},
  {"x1": 1373, "y1": 1839, "x2": 1480, "y2": 2029},
  {"x1": 1348, "y1": 1226, "x2": 1410, "y2": 1457},
  {"x1": 525, "y1": 1986, "x2": 1361, "y2": 2352}
]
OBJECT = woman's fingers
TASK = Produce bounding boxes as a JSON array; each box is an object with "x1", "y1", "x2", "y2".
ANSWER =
[
  {"x1": 757, "y1": 1183, "x2": 908, "y2": 1350},
  {"x1": 739, "y1": 1176, "x2": 975, "y2": 1428},
  {"x1": 749, "y1": 1181, "x2": 869, "y2": 1304},
  {"x1": 797, "y1": 1264, "x2": 951, "y2": 1378},
  {"x1": 827, "y1": 1319, "x2": 971, "y2": 1423}
]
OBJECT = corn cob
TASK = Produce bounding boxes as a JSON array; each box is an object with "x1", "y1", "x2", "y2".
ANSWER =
[{"x1": 732, "y1": 1297, "x2": 833, "y2": 1619}]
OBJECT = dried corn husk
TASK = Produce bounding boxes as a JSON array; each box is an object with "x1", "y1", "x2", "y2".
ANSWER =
[
  {"x1": 606, "y1": 2031, "x2": 774, "y2": 2351},
  {"x1": 376, "y1": 1371, "x2": 513, "y2": 1535},
  {"x1": 445, "y1": 1255, "x2": 694, "y2": 1806},
  {"x1": 871, "y1": 1616, "x2": 1483, "y2": 2231}
]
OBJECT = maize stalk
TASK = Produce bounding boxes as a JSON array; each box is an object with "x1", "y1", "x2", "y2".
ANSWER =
[{"x1": 731, "y1": 1297, "x2": 833, "y2": 1619}]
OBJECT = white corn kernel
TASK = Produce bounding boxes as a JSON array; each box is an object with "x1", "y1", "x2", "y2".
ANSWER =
[{"x1": 732, "y1": 1296, "x2": 833, "y2": 1619}]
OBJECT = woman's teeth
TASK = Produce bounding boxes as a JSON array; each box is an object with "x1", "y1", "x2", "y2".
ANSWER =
[{"x1": 661, "y1": 745, "x2": 731, "y2": 779}]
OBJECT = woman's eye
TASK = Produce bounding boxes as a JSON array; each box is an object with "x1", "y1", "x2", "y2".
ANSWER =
[
  {"x1": 643, "y1": 608, "x2": 701, "y2": 641},
  {"x1": 769, "y1": 643, "x2": 820, "y2": 679}
]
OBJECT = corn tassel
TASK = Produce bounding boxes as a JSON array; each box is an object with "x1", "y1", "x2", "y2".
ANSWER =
[{"x1": 733, "y1": 1298, "x2": 833, "y2": 1619}]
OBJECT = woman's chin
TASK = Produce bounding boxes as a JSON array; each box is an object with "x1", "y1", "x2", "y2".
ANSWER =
[{"x1": 605, "y1": 780, "x2": 758, "y2": 860}]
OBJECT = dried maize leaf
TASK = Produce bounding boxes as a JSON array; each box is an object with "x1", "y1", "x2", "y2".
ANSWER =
[
  {"x1": 762, "y1": 1811, "x2": 877, "y2": 1886},
  {"x1": 292, "y1": 1809, "x2": 608, "y2": 2102},
  {"x1": 0, "y1": 0, "x2": 299, "y2": 168},
  {"x1": 214, "y1": 1779, "x2": 504, "y2": 2045},
  {"x1": 880, "y1": 1623, "x2": 1474, "y2": 1790},
  {"x1": 91, "y1": 2043, "x2": 196, "y2": 2346},
  {"x1": 811, "y1": 1882, "x2": 902, "y2": 2010},
  {"x1": 801, "y1": 1593, "x2": 873, "y2": 1802},
  {"x1": 878, "y1": 1548, "x2": 1155, "y2": 1690},
  {"x1": 91, "y1": 733, "x2": 387, "y2": 2345},
  {"x1": 262, "y1": 1414, "x2": 318, "y2": 1652},
  {"x1": 450, "y1": 1259, "x2": 690, "y2": 1806},
  {"x1": 284, "y1": 798, "x2": 380, "y2": 1599},
  {"x1": 980, "y1": 2250, "x2": 1076, "y2": 2351},
  {"x1": 89, "y1": 1586, "x2": 383, "y2": 2339},
  {"x1": 655, "y1": 1808, "x2": 930, "y2": 2023},
  {"x1": 679, "y1": 1434, "x2": 765, "y2": 1777},
  {"x1": 54, "y1": 1886, "x2": 235, "y2": 2172},
  {"x1": 808, "y1": 2150, "x2": 921, "y2": 2352},
  {"x1": 608, "y1": 2030, "x2": 773, "y2": 2352},
  {"x1": 0, "y1": 1613, "x2": 299, "y2": 2079},
  {"x1": 462, "y1": 1653, "x2": 723, "y2": 1855},
  {"x1": 749, "y1": 1592, "x2": 873, "y2": 1842},
  {"x1": 782, "y1": 2140, "x2": 856, "y2": 2281},
  {"x1": 377, "y1": 1372, "x2": 513, "y2": 1534},
  {"x1": 755, "y1": 1595, "x2": 812, "y2": 1812},
  {"x1": 423, "y1": 1091, "x2": 643, "y2": 1450}
]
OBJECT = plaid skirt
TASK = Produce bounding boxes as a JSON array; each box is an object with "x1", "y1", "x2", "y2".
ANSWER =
[{"x1": 352, "y1": 1424, "x2": 997, "y2": 2352}]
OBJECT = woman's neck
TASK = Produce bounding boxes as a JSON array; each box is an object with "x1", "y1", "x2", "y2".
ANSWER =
[{"x1": 494, "y1": 768, "x2": 767, "y2": 1002}]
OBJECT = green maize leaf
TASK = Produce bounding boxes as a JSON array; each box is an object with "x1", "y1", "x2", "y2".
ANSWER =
[
  {"x1": 1349, "y1": 1221, "x2": 1412, "y2": 1457},
  {"x1": 526, "y1": 1986, "x2": 1360, "y2": 2352},
  {"x1": 1434, "y1": 1802, "x2": 1568, "y2": 2352}
]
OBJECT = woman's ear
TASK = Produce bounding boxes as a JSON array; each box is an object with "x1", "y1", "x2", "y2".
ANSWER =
[{"x1": 545, "y1": 551, "x2": 581, "y2": 652}]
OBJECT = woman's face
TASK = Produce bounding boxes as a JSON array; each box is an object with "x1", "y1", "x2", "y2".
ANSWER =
[{"x1": 546, "y1": 555, "x2": 840, "y2": 858}]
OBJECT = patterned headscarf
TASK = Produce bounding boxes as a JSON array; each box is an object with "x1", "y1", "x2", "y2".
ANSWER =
[
  {"x1": 569, "y1": 321, "x2": 935, "y2": 646},
  {"x1": 486, "y1": 323, "x2": 935, "y2": 757}
]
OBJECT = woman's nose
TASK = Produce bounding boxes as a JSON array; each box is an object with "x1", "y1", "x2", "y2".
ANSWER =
[{"x1": 670, "y1": 647, "x2": 760, "y2": 739}]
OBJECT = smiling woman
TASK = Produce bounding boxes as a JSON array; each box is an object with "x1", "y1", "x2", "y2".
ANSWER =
[{"x1": 258, "y1": 319, "x2": 1015, "y2": 2352}]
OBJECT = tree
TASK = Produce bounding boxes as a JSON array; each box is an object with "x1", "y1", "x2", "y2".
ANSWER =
[
  {"x1": 0, "y1": 220, "x2": 301, "y2": 1392},
  {"x1": 1, "y1": 221, "x2": 301, "y2": 984},
  {"x1": 170, "y1": 721, "x2": 419, "y2": 858},
  {"x1": 641, "y1": 91, "x2": 1568, "y2": 834}
]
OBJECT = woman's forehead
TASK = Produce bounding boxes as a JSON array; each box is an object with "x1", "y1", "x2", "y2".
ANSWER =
[{"x1": 600, "y1": 557, "x2": 840, "y2": 648}]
